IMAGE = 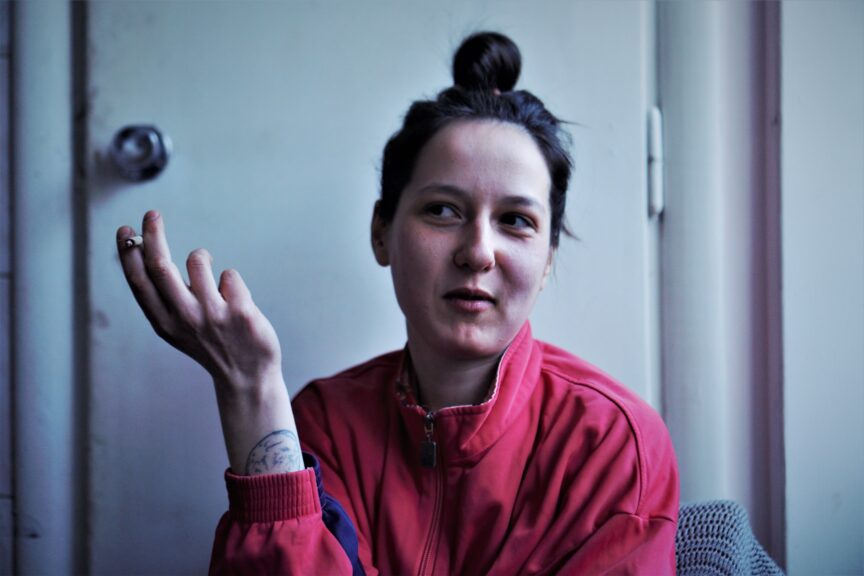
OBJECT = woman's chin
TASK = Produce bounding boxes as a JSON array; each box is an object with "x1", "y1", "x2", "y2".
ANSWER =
[
  {"x1": 406, "y1": 317, "x2": 519, "y2": 361},
  {"x1": 435, "y1": 326, "x2": 512, "y2": 361}
]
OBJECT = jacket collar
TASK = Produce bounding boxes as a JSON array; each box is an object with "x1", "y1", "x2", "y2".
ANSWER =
[{"x1": 394, "y1": 322, "x2": 542, "y2": 465}]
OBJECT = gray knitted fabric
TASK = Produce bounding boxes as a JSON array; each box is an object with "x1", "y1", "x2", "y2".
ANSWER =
[{"x1": 676, "y1": 500, "x2": 784, "y2": 576}]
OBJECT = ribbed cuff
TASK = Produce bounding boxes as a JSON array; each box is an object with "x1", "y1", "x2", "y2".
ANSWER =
[{"x1": 225, "y1": 465, "x2": 321, "y2": 523}]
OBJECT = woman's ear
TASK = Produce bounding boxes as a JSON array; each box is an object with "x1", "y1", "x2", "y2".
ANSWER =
[{"x1": 371, "y1": 201, "x2": 390, "y2": 266}]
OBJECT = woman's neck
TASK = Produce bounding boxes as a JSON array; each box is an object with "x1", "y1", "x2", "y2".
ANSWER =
[{"x1": 408, "y1": 345, "x2": 501, "y2": 411}]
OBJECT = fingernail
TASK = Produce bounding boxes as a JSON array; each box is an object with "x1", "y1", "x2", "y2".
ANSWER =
[{"x1": 144, "y1": 210, "x2": 160, "y2": 222}]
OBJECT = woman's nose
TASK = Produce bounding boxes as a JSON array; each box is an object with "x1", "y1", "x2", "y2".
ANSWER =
[{"x1": 453, "y1": 220, "x2": 496, "y2": 272}]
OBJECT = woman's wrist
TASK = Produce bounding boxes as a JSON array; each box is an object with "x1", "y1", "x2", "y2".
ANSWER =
[{"x1": 213, "y1": 373, "x2": 304, "y2": 475}]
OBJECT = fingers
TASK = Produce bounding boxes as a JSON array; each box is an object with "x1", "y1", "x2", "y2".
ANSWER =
[
  {"x1": 118, "y1": 213, "x2": 239, "y2": 319},
  {"x1": 142, "y1": 210, "x2": 173, "y2": 261},
  {"x1": 219, "y1": 269, "x2": 254, "y2": 311},
  {"x1": 186, "y1": 249, "x2": 224, "y2": 313},
  {"x1": 118, "y1": 215, "x2": 283, "y2": 385},
  {"x1": 116, "y1": 224, "x2": 174, "y2": 334},
  {"x1": 140, "y1": 211, "x2": 198, "y2": 316}
]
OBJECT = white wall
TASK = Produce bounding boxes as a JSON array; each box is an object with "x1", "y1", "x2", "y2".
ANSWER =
[{"x1": 782, "y1": 2, "x2": 864, "y2": 574}]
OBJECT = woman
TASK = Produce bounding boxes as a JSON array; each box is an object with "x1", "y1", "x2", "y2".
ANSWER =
[{"x1": 117, "y1": 32, "x2": 678, "y2": 575}]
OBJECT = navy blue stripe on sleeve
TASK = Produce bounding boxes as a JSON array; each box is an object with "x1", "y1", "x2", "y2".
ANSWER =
[{"x1": 304, "y1": 453, "x2": 366, "y2": 576}]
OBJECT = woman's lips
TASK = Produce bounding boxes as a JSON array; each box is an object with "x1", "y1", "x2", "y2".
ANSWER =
[{"x1": 444, "y1": 288, "x2": 496, "y2": 313}]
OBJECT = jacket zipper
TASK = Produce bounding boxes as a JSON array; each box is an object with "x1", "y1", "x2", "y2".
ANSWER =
[
  {"x1": 420, "y1": 410, "x2": 437, "y2": 468},
  {"x1": 418, "y1": 410, "x2": 444, "y2": 576}
]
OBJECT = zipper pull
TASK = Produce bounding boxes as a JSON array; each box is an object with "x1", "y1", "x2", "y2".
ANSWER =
[{"x1": 421, "y1": 411, "x2": 437, "y2": 468}]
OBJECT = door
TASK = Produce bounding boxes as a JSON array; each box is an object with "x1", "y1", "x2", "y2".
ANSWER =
[{"x1": 84, "y1": 1, "x2": 657, "y2": 572}]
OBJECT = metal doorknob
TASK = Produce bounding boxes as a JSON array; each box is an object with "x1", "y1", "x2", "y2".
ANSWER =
[{"x1": 109, "y1": 125, "x2": 172, "y2": 182}]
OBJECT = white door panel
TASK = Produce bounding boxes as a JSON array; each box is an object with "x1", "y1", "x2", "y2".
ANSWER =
[{"x1": 85, "y1": 1, "x2": 653, "y2": 572}]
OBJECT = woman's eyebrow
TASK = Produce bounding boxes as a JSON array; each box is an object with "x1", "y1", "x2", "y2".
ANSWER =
[
  {"x1": 416, "y1": 183, "x2": 547, "y2": 213},
  {"x1": 416, "y1": 183, "x2": 471, "y2": 199},
  {"x1": 501, "y1": 195, "x2": 547, "y2": 214}
]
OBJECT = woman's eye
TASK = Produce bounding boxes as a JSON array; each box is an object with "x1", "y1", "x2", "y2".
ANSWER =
[
  {"x1": 501, "y1": 213, "x2": 535, "y2": 230},
  {"x1": 425, "y1": 204, "x2": 458, "y2": 219}
]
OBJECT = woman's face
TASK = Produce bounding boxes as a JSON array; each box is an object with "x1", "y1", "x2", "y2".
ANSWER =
[{"x1": 373, "y1": 120, "x2": 554, "y2": 361}]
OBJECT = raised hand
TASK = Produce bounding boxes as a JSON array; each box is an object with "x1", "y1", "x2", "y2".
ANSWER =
[{"x1": 116, "y1": 211, "x2": 302, "y2": 474}]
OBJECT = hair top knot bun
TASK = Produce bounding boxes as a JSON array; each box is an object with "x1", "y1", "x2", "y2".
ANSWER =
[{"x1": 452, "y1": 31, "x2": 521, "y2": 93}]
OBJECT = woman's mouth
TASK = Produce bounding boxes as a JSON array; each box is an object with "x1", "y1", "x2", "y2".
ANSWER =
[{"x1": 443, "y1": 288, "x2": 496, "y2": 313}]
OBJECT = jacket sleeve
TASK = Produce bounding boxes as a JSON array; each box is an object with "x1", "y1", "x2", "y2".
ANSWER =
[{"x1": 209, "y1": 454, "x2": 365, "y2": 575}]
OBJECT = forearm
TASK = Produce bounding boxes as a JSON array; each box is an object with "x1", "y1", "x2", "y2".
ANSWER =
[{"x1": 215, "y1": 374, "x2": 304, "y2": 475}]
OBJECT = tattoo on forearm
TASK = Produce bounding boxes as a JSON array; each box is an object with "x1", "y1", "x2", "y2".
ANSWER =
[{"x1": 245, "y1": 430, "x2": 303, "y2": 475}]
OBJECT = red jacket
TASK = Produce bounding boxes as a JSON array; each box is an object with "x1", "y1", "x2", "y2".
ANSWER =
[{"x1": 211, "y1": 323, "x2": 679, "y2": 574}]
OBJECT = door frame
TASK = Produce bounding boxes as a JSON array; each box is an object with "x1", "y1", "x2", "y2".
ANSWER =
[{"x1": 10, "y1": 1, "x2": 85, "y2": 573}]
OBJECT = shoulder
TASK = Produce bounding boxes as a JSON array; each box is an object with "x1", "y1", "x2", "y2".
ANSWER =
[
  {"x1": 292, "y1": 350, "x2": 402, "y2": 413},
  {"x1": 534, "y1": 340, "x2": 679, "y2": 520},
  {"x1": 537, "y1": 340, "x2": 664, "y2": 434}
]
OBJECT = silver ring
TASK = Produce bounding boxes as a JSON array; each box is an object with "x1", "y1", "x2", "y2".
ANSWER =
[{"x1": 122, "y1": 235, "x2": 144, "y2": 249}]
